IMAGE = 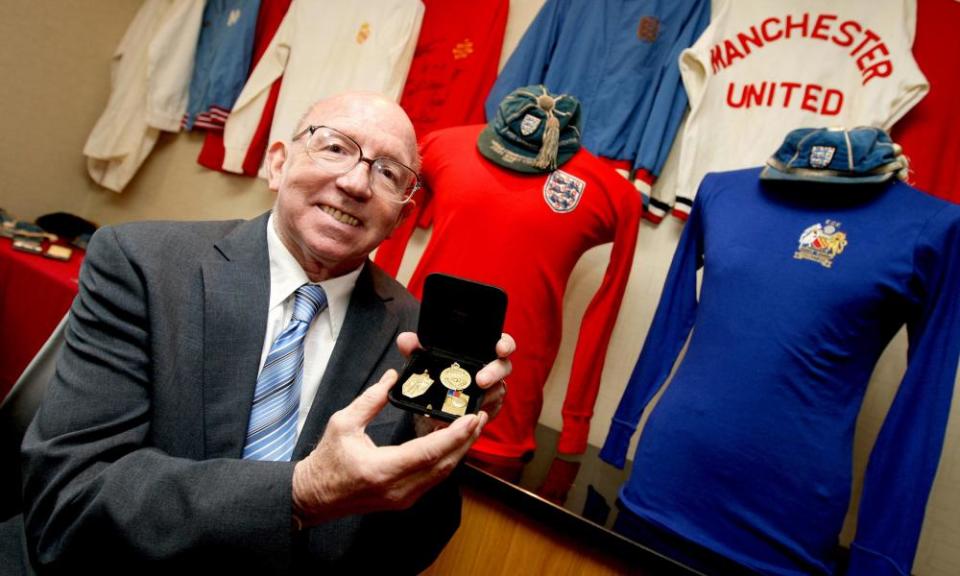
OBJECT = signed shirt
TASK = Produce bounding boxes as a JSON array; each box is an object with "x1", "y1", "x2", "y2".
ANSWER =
[
  {"x1": 399, "y1": 0, "x2": 508, "y2": 139},
  {"x1": 601, "y1": 168, "x2": 960, "y2": 576}
]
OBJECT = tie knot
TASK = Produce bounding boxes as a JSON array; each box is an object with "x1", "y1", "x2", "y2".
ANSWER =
[{"x1": 291, "y1": 284, "x2": 327, "y2": 324}]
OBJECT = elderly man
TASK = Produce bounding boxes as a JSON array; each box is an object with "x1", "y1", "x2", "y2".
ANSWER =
[{"x1": 20, "y1": 92, "x2": 512, "y2": 573}]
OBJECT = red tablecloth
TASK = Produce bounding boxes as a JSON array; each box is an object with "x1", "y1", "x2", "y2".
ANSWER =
[{"x1": 0, "y1": 239, "x2": 84, "y2": 400}]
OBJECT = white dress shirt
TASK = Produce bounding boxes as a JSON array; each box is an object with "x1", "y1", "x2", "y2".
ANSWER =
[{"x1": 260, "y1": 214, "x2": 361, "y2": 435}]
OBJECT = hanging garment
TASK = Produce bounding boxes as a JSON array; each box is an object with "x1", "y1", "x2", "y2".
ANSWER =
[
  {"x1": 890, "y1": 0, "x2": 960, "y2": 204},
  {"x1": 668, "y1": 0, "x2": 928, "y2": 221},
  {"x1": 182, "y1": 0, "x2": 261, "y2": 131},
  {"x1": 84, "y1": 0, "x2": 204, "y2": 192},
  {"x1": 601, "y1": 167, "x2": 960, "y2": 576},
  {"x1": 399, "y1": 0, "x2": 508, "y2": 139},
  {"x1": 196, "y1": 0, "x2": 293, "y2": 173},
  {"x1": 486, "y1": 0, "x2": 710, "y2": 213},
  {"x1": 377, "y1": 125, "x2": 641, "y2": 458},
  {"x1": 221, "y1": 0, "x2": 424, "y2": 176}
]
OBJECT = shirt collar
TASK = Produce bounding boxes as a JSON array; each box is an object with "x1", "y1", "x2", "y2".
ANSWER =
[{"x1": 266, "y1": 213, "x2": 362, "y2": 338}]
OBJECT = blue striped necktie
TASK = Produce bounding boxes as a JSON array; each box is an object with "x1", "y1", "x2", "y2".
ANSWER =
[{"x1": 243, "y1": 284, "x2": 327, "y2": 461}]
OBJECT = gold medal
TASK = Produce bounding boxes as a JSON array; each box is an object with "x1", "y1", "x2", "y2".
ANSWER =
[
  {"x1": 440, "y1": 362, "x2": 471, "y2": 391},
  {"x1": 442, "y1": 390, "x2": 469, "y2": 416},
  {"x1": 401, "y1": 370, "x2": 434, "y2": 398}
]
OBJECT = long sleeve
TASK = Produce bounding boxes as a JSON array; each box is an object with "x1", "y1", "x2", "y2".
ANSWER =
[
  {"x1": 629, "y1": 0, "x2": 711, "y2": 192},
  {"x1": 223, "y1": 10, "x2": 293, "y2": 173},
  {"x1": 85, "y1": 0, "x2": 192, "y2": 192},
  {"x1": 483, "y1": 0, "x2": 564, "y2": 119},
  {"x1": 557, "y1": 180, "x2": 642, "y2": 454},
  {"x1": 846, "y1": 206, "x2": 960, "y2": 576},
  {"x1": 20, "y1": 228, "x2": 296, "y2": 571},
  {"x1": 145, "y1": 0, "x2": 205, "y2": 131},
  {"x1": 599, "y1": 188, "x2": 706, "y2": 468}
]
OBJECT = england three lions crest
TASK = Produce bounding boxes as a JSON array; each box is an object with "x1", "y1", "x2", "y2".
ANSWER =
[
  {"x1": 543, "y1": 170, "x2": 585, "y2": 213},
  {"x1": 794, "y1": 220, "x2": 847, "y2": 268}
]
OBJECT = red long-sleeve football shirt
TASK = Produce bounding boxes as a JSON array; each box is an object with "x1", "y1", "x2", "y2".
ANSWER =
[{"x1": 377, "y1": 125, "x2": 642, "y2": 457}]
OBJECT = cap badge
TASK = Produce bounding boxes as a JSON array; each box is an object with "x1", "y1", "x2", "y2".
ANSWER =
[
  {"x1": 809, "y1": 146, "x2": 836, "y2": 169},
  {"x1": 520, "y1": 114, "x2": 542, "y2": 136}
]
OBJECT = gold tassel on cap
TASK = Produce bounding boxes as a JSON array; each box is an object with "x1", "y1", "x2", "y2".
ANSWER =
[{"x1": 534, "y1": 93, "x2": 560, "y2": 170}]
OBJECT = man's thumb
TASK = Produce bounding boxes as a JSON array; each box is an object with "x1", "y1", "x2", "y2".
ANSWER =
[{"x1": 345, "y1": 369, "x2": 397, "y2": 426}]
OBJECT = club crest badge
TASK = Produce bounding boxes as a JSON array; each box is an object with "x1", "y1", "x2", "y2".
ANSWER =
[
  {"x1": 226, "y1": 8, "x2": 242, "y2": 27},
  {"x1": 543, "y1": 170, "x2": 585, "y2": 213},
  {"x1": 637, "y1": 16, "x2": 660, "y2": 42},
  {"x1": 794, "y1": 220, "x2": 847, "y2": 268},
  {"x1": 356, "y1": 22, "x2": 371, "y2": 44},
  {"x1": 809, "y1": 146, "x2": 836, "y2": 169},
  {"x1": 452, "y1": 38, "x2": 474, "y2": 60},
  {"x1": 520, "y1": 114, "x2": 541, "y2": 136}
]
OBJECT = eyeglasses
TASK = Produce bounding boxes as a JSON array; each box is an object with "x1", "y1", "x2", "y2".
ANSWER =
[{"x1": 292, "y1": 125, "x2": 420, "y2": 204}]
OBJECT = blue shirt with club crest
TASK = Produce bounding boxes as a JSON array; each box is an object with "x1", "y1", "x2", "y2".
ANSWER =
[
  {"x1": 600, "y1": 167, "x2": 960, "y2": 576},
  {"x1": 486, "y1": 0, "x2": 710, "y2": 182}
]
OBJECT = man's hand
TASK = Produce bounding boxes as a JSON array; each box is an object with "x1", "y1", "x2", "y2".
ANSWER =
[
  {"x1": 396, "y1": 331, "x2": 514, "y2": 422},
  {"x1": 292, "y1": 369, "x2": 485, "y2": 527}
]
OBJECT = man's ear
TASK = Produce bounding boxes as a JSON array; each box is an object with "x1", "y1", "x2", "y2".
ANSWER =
[
  {"x1": 265, "y1": 141, "x2": 289, "y2": 191},
  {"x1": 399, "y1": 197, "x2": 417, "y2": 221},
  {"x1": 386, "y1": 198, "x2": 417, "y2": 238}
]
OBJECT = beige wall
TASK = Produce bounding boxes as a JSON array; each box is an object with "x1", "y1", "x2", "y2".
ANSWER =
[
  {"x1": 1, "y1": 1, "x2": 957, "y2": 574},
  {"x1": 0, "y1": 1, "x2": 274, "y2": 227}
]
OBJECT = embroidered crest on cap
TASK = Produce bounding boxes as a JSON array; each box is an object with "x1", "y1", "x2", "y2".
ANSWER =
[
  {"x1": 809, "y1": 146, "x2": 836, "y2": 169},
  {"x1": 794, "y1": 220, "x2": 847, "y2": 268},
  {"x1": 520, "y1": 114, "x2": 542, "y2": 137},
  {"x1": 637, "y1": 16, "x2": 660, "y2": 42},
  {"x1": 452, "y1": 39, "x2": 474, "y2": 60},
  {"x1": 543, "y1": 170, "x2": 585, "y2": 213},
  {"x1": 357, "y1": 22, "x2": 371, "y2": 44}
]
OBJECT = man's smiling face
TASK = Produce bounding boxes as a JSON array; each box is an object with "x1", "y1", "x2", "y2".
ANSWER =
[{"x1": 267, "y1": 93, "x2": 418, "y2": 281}]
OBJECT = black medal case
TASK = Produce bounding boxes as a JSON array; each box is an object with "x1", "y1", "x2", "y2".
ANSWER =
[{"x1": 389, "y1": 273, "x2": 508, "y2": 422}]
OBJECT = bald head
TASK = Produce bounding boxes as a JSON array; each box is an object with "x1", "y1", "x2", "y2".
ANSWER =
[{"x1": 295, "y1": 92, "x2": 420, "y2": 171}]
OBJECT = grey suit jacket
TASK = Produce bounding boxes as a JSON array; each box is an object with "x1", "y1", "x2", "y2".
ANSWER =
[{"x1": 20, "y1": 213, "x2": 459, "y2": 574}]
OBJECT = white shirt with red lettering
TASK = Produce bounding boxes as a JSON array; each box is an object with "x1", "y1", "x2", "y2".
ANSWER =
[{"x1": 666, "y1": 0, "x2": 927, "y2": 220}]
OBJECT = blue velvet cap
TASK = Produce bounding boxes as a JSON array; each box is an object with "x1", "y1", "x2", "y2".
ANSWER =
[{"x1": 761, "y1": 127, "x2": 904, "y2": 184}]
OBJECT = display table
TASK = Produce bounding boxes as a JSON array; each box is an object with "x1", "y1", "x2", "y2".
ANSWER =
[
  {"x1": 0, "y1": 239, "x2": 83, "y2": 401},
  {"x1": 422, "y1": 463, "x2": 699, "y2": 576}
]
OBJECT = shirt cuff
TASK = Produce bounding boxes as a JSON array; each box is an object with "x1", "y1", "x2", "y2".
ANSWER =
[
  {"x1": 845, "y1": 543, "x2": 909, "y2": 576},
  {"x1": 599, "y1": 421, "x2": 634, "y2": 469},
  {"x1": 557, "y1": 413, "x2": 591, "y2": 455}
]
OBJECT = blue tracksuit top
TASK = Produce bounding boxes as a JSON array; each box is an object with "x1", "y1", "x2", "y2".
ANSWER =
[
  {"x1": 485, "y1": 0, "x2": 710, "y2": 179},
  {"x1": 600, "y1": 168, "x2": 960, "y2": 576}
]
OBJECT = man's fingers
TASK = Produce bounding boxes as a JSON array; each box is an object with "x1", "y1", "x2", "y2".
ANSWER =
[
  {"x1": 496, "y1": 332, "x2": 516, "y2": 358},
  {"x1": 392, "y1": 412, "x2": 490, "y2": 500},
  {"x1": 475, "y1": 358, "x2": 511, "y2": 388},
  {"x1": 381, "y1": 413, "x2": 484, "y2": 478},
  {"x1": 396, "y1": 332, "x2": 421, "y2": 358},
  {"x1": 341, "y1": 369, "x2": 397, "y2": 426},
  {"x1": 479, "y1": 381, "x2": 506, "y2": 420},
  {"x1": 474, "y1": 332, "x2": 515, "y2": 388}
]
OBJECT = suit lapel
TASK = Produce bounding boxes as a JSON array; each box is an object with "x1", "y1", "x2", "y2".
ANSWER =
[
  {"x1": 294, "y1": 264, "x2": 400, "y2": 457},
  {"x1": 201, "y1": 213, "x2": 271, "y2": 458}
]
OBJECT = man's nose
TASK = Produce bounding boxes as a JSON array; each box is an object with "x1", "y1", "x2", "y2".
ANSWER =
[{"x1": 336, "y1": 161, "x2": 373, "y2": 199}]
